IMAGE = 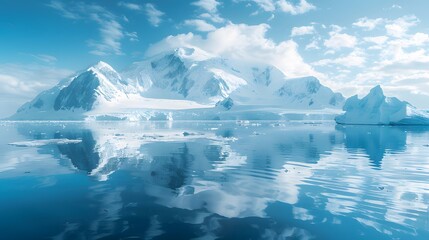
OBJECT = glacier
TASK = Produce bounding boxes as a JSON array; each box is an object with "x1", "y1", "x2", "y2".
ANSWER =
[
  {"x1": 8, "y1": 47, "x2": 345, "y2": 121},
  {"x1": 335, "y1": 85, "x2": 429, "y2": 125}
]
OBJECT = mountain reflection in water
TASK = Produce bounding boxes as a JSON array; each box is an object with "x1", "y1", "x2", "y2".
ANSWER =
[{"x1": 0, "y1": 121, "x2": 428, "y2": 240}]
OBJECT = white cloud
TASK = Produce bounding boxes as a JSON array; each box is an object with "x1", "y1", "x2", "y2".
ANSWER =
[
  {"x1": 46, "y1": 0, "x2": 80, "y2": 19},
  {"x1": 125, "y1": 31, "x2": 139, "y2": 42},
  {"x1": 391, "y1": 4, "x2": 402, "y2": 9},
  {"x1": 251, "y1": 0, "x2": 276, "y2": 12},
  {"x1": 291, "y1": 26, "x2": 315, "y2": 37},
  {"x1": 305, "y1": 40, "x2": 319, "y2": 50},
  {"x1": 145, "y1": 3, "x2": 164, "y2": 27},
  {"x1": 48, "y1": 1, "x2": 124, "y2": 56},
  {"x1": 147, "y1": 23, "x2": 317, "y2": 78},
  {"x1": 363, "y1": 36, "x2": 388, "y2": 45},
  {"x1": 0, "y1": 74, "x2": 45, "y2": 96},
  {"x1": 199, "y1": 12, "x2": 224, "y2": 23},
  {"x1": 379, "y1": 45, "x2": 429, "y2": 67},
  {"x1": 353, "y1": 17, "x2": 384, "y2": 30},
  {"x1": 324, "y1": 32, "x2": 357, "y2": 50},
  {"x1": 314, "y1": 49, "x2": 366, "y2": 67},
  {"x1": 192, "y1": 0, "x2": 221, "y2": 13},
  {"x1": 385, "y1": 15, "x2": 419, "y2": 38},
  {"x1": 118, "y1": 1, "x2": 142, "y2": 11},
  {"x1": 352, "y1": 46, "x2": 429, "y2": 108},
  {"x1": 329, "y1": 24, "x2": 343, "y2": 33},
  {"x1": 193, "y1": 0, "x2": 225, "y2": 23},
  {"x1": 184, "y1": 19, "x2": 216, "y2": 32},
  {"x1": 88, "y1": 14, "x2": 124, "y2": 56},
  {"x1": 388, "y1": 32, "x2": 429, "y2": 48},
  {"x1": 0, "y1": 63, "x2": 73, "y2": 117},
  {"x1": 245, "y1": 0, "x2": 315, "y2": 14},
  {"x1": 305, "y1": 15, "x2": 429, "y2": 108},
  {"x1": 30, "y1": 54, "x2": 58, "y2": 63},
  {"x1": 277, "y1": 0, "x2": 316, "y2": 15}
]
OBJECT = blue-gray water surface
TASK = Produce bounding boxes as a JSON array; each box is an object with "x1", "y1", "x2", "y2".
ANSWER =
[{"x1": 0, "y1": 121, "x2": 428, "y2": 240}]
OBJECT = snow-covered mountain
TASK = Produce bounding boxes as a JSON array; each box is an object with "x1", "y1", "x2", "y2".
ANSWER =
[
  {"x1": 123, "y1": 47, "x2": 344, "y2": 108},
  {"x1": 10, "y1": 61, "x2": 130, "y2": 120},
  {"x1": 9, "y1": 47, "x2": 345, "y2": 120},
  {"x1": 335, "y1": 85, "x2": 429, "y2": 125}
]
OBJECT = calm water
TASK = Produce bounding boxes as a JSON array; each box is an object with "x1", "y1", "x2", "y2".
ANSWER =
[{"x1": 0, "y1": 121, "x2": 428, "y2": 240}]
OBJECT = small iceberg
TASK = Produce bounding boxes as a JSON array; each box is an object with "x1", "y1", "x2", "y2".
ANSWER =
[
  {"x1": 9, "y1": 139, "x2": 82, "y2": 147},
  {"x1": 335, "y1": 85, "x2": 429, "y2": 125}
]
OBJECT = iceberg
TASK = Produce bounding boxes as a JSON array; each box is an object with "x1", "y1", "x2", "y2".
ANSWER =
[{"x1": 335, "y1": 85, "x2": 429, "y2": 125}]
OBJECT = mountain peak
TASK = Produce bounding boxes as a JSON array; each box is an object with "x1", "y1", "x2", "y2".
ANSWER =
[
  {"x1": 173, "y1": 47, "x2": 195, "y2": 57},
  {"x1": 369, "y1": 85, "x2": 384, "y2": 96},
  {"x1": 166, "y1": 46, "x2": 214, "y2": 62},
  {"x1": 89, "y1": 61, "x2": 116, "y2": 73}
]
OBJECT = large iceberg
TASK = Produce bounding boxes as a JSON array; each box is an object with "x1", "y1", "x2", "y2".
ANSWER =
[{"x1": 335, "y1": 85, "x2": 429, "y2": 125}]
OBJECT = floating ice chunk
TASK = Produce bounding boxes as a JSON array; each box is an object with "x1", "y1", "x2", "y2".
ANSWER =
[
  {"x1": 335, "y1": 85, "x2": 429, "y2": 125},
  {"x1": 9, "y1": 139, "x2": 82, "y2": 147}
]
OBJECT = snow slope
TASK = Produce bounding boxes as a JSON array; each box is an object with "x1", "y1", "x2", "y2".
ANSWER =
[
  {"x1": 122, "y1": 47, "x2": 345, "y2": 108},
  {"x1": 8, "y1": 47, "x2": 345, "y2": 120},
  {"x1": 10, "y1": 62, "x2": 129, "y2": 120},
  {"x1": 335, "y1": 85, "x2": 429, "y2": 125}
]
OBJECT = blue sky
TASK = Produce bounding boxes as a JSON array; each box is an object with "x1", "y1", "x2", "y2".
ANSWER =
[{"x1": 1, "y1": 0, "x2": 429, "y2": 117}]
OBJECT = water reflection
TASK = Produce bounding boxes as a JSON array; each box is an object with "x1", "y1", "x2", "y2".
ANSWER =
[
  {"x1": 1, "y1": 121, "x2": 429, "y2": 239},
  {"x1": 56, "y1": 131, "x2": 100, "y2": 173},
  {"x1": 337, "y1": 125, "x2": 407, "y2": 169}
]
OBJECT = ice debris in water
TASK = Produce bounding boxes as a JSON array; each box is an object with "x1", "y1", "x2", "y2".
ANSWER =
[{"x1": 9, "y1": 139, "x2": 82, "y2": 147}]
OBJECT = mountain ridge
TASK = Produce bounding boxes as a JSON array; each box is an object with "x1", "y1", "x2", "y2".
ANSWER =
[{"x1": 9, "y1": 47, "x2": 346, "y2": 120}]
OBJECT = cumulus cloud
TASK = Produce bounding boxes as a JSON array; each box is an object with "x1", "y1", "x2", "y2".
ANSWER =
[
  {"x1": 362, "y1": 36, "x2": 388, "y2": 50},
  {"x1": 147, "y1": 23, "x2": 317, "y2": 77},
  {"x1": 291, "y1": 26, "x2": 315, "y2": 36},
  {"x1": 314, "y1": 15, "x2": 429, "y2": 108},
  {"x1": 145, "y1": 3, "x2": 164, "y2": 27},
  {"x1": 324, "y1": 32, "x2": 357, "y2": 50},
  {"x1": 353, "y1": 17, "x2": 384, "y2": 30},
  {"x1": 47, "y1": 1, "x2": 125, "y2": 56},
  {"x1": 363, "y1": 36, "x2": 388, "y2": 45},
  {"x1": 385, "y1": 15, "x2": 419, "y2": 38},
  {"x1": 314, "y1": 49, "x2": 366, "y2": 67},
  {"x1": 184, "y1": 19, "x2": 216, "y2": 32},
  {"x1": 388, "y1": 32, "x2": 429, "y2": 48},
  {"x1": 192, "y1": 0, "x2": 221, "y2": 13},
  {"x1": 192, "y1": 0, "x2": 225, "y2": 23},
  {"x1": 199, "y1": 12, "x2": 224, "y2": 23},
  {"x1": 305, "y1": 40, "x2": 319, "y2": 50},
  {"x1": 251, "y1": 0, "x2": 276, "y2": 12},
  {"x1": 243, "y1": 0, "x2": 315, "y2": 15},
  {"x1": 352, "y1": 15, "x2": 419, "y2": 38},
  {"x1": 379, "y1": 44, "x2": 429, "y2": 68},
  {"x1": 277, "y1": 0, "x2": 316, "y2": 15}
]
